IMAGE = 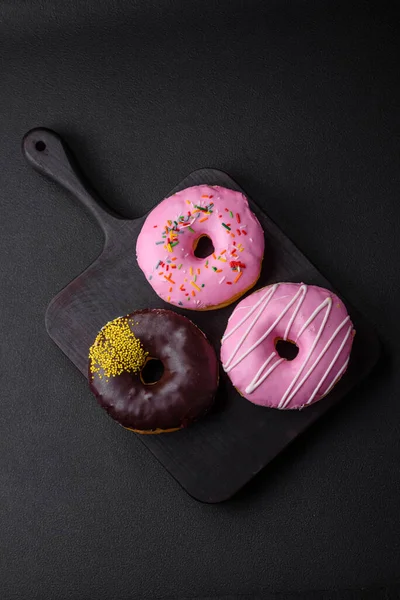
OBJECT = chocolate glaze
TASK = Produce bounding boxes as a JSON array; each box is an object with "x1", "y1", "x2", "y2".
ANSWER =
[{"x1": 89, "y1": 309, "x2": 219, "y2": 432}]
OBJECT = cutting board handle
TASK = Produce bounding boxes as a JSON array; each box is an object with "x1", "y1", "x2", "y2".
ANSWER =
[{"x1": 22, "y1": 128, "x2": 119, "y2": 237}]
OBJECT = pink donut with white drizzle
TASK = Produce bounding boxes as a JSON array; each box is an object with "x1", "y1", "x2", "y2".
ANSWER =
[
  {"x1": 221, "y1": 283, "x2": 355, "y2": 409},
  {"x1": 136, "y1": 185, "x2": 264, "y2": 310}
]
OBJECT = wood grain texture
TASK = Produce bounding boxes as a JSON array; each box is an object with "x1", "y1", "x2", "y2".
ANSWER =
[{"x1": 22, "y1": 128, "x2": 380, "y2": 503}]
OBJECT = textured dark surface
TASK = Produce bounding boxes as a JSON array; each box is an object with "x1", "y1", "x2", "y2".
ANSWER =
[{"x1": 1, "y1": 1, "x2": 399, "y2": 598}]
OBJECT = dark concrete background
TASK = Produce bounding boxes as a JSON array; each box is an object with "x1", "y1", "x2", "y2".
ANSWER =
[{"x1": 1, "y1": 2, "x2": 399, "y2": 598}]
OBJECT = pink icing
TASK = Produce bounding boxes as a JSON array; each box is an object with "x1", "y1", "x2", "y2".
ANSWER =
[
  {"x1": 136, "y1": 185, "x2": 264, "y2": 309},
  {"x1": 220, "y1": 283, "x2": 355, "y2": 409}
]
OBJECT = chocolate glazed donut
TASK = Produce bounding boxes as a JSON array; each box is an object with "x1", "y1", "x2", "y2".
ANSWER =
[{"x1": 89, "y1": 309, "x2": 219, "y2": 433}]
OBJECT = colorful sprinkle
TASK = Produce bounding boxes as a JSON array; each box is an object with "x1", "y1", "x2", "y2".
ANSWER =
[
  {"x1": 191, "y1": 281, "x2": 201, "y2": 291},
  {"x1": 234, "y1": 271, "x2": 243, "y2": 283},
  {"x1": 197, "y1": 268, "x2": 201, "y2": 275},
  {"x1": 229, "y1": 211, "x2": 234, "y2": 218},
  {"x1": 236, "y1": 213, "x2": 241, "y2": 224},
  {"x1": 188, "y1": 226, "x2": 195, "y2": 233},
  {"x1": 199, "y1": 217, "x2": 208, "y2": 223},
  {"x1": 178, "y1": 263, "x2": 183, "y2": 269},
  {"x1": 222, "y1": 223, "x2": 231, "y2": 230},
  {"x1": 190, "y1": 267, "x2": 193, "y2": 276},
  {"x1": 212, "y1": 266, "x2": 218, "y2": 272}
]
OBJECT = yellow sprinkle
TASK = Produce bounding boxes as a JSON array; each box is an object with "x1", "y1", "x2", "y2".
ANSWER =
[
  {"x1": 186, "y1": 200, "x2": 191, "y2": 205},
  {"x1": 218, "y1": 257, "x2": 227, "y2": 262},
  {"x1": 191, "y1": 281, "x2": 201, "y2": 291},
  {"x1": 89, "y1": 317, "x2": 148, "y2": 379},
  {"x1": 167, "y1": 296, "x2": 171, "y2": 301},
  {"x1": 190, "y1": 267, "x2": 193, "y2": 276},
  {"x1": 167, "y1": 243, "x2": 172, "y2": 253}
]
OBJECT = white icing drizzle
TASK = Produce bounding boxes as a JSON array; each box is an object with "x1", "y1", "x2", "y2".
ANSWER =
[
  {"x1": 223, "y1": 285, "x2": 279, "y2": 370},
  {"x1": 323, "y1": 357, "x2": 350, "y2": 396},
  {"x1": 224, "y1": 285, "x2": 307, "y2": 373},
  {"x1": 222, "y1": 283, "x2": 353, "y2": 408},
  {"x1": 283, "y1": 285, "x2": 307, "y2": 340},
  {"x1": 278, "y1": 297, "x2": 333, "y2": 408},
  {"x1": 245, "y1": 353, "x2": 285, "y2": 394},
  {"x1": 222, "y1": 284, "x2": 278, "y2": 344},
  {"x1": 279, "y1": 314, "x2": 351, "y2": 409},
  {"x1": 306, "y1": 328, "x2": 352, "y2": 404}
]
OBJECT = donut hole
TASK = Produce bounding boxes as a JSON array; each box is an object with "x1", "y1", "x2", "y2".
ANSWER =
[
  {"x1": 275, "y1": 338, "x2": 299, "y2": 361},
  {"x1": 140, "y1": 357, "x2": 164, "y2": 385},
  {"x1": 193, "y1": 234, "x2": 215, "y2": 259}
]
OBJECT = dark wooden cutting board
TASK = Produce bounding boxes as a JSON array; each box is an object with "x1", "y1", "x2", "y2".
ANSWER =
[{"x1": 22, "y1": 128, "x2": 380, "y2": 503}]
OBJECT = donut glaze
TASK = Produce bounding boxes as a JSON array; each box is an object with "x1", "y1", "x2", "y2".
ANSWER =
[
  {"x1": 136, "y1": 185, "x2": 264, "y2": 310},
  {"x1": 89, "y1": 309, "x2": 219, "y2": 432},
  {"x1": 221, "y1": 283, "x2": 355, "y2": 409}
]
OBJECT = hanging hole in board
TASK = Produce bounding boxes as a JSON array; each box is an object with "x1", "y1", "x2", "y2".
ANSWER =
[{"x1": 35, "y1": 141, "x2": 46, "y2": 152}]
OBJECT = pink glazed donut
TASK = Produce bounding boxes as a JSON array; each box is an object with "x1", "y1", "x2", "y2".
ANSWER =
[
  {"x1": 136, "y1": 185, "x2": 264, "y2": 310},
  {"x1": 221, "y1": 283, "x2": 355, "y2": 409}
]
